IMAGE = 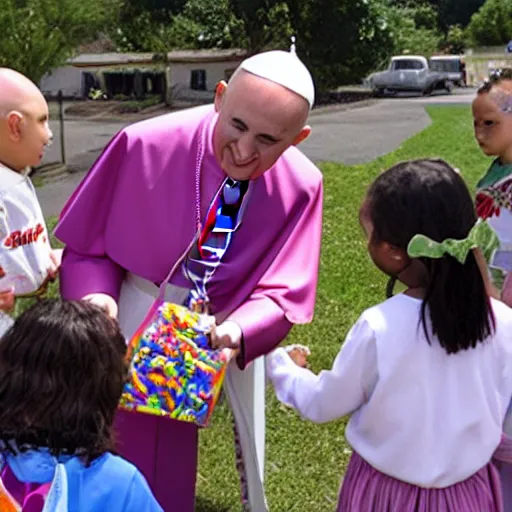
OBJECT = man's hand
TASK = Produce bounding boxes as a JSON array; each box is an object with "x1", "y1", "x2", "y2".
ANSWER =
[
  {"x1": 0, "y1": 289, "x2": 14, "y2": 313},
  {"x1": 209, "y1": 320, "x2": 242, "y2": 350},
  {"x1": 82, "y1": 293, "x2": 118, "y2": 318}
]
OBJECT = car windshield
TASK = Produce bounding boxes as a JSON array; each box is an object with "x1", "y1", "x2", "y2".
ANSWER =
[
  {"x1": 391, "y1": 59, "x2": 424, "y2": 70},
  {"x1": 430, "y1": 59, "x2": 460, "y2": 73}
]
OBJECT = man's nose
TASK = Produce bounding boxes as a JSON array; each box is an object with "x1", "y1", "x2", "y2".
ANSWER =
[{"x1": 236, "y1": 134, "x2": 255, "y2": 161}]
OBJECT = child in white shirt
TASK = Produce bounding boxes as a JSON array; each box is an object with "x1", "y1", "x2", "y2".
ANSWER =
[
  {"x1": 267, "y1": 159, "x2": 512, "y2": 511},
  {"x1": 0, "y1": 68, "x2": 59, "y2": 335}
]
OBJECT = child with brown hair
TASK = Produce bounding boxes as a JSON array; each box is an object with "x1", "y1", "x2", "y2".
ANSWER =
[
  {"x1": 0, "y1": 299, "x2": 162, "y2": 510},
  {"x1": 267, "y1": 159, "x2": 512, "y2": 511},
  {"x1": 473, "y1": 68, "x2": 512, "y2": 306}
]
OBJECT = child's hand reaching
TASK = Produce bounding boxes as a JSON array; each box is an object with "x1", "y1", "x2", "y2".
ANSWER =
[{"x1": 284, "y1": 344, "x2": 311, "y2": 368}]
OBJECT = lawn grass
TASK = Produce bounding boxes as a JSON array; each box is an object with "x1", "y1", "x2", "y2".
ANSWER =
[{"x1": 36, "y1": 105, "x2": 491, "y2": 511}]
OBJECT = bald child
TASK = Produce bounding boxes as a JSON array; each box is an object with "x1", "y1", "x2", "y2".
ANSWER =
[{"x1": 0, "y1": 68, "x2": 59, "y2": 334}]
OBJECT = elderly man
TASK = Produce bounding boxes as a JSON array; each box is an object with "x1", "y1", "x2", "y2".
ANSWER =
[{"x1": 56, "y1": 49, "x2": 323, "y2": 511}]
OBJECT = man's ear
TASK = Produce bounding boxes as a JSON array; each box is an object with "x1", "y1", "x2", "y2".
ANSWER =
[
  {"x1": 292, "y1": 125, "x2": 311, "y2": 146},
  {"x1": 214, "y1": 81, "x2": 228, "y2": 112},
  {"x1": 6, "y1": 111, "x2": 23, "y2": 141}
]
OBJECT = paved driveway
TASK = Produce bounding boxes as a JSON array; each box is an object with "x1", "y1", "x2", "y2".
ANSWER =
[{"x1": 37, "y1": 89, "x2": 476, "y2": 217}]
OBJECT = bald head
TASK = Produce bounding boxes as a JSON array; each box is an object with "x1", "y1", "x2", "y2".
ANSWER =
[
  {"x1": 0, "y1": 68, "x2": 52, "y2": 172},
  {"x1": 0, "y1": 68, "x2": 44, "y2": 116},
  {"x1": 226, "y1": 69, "x2": 310, "y2": 127},
  {"x1": 237, "y1": 50, "x2": 315, "y2": 108}
]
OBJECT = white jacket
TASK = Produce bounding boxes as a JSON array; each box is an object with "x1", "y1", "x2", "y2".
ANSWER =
[{"x1": 0, "y1": 163, "x2": 53, "y2": 335}]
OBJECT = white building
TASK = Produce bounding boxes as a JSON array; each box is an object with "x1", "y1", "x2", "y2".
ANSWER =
[{"x1": 39, "y1": 49, "x2": 248, "y2": 104}]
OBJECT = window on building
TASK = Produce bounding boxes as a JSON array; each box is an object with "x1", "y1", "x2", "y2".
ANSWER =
[{"x1": 190, "y1": 69, "x2": 207, "y2": 91}]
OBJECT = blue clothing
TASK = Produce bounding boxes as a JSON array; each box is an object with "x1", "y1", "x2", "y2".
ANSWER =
[{"x1": 4, "y1": 450, "x2": 163, "y2": 511}]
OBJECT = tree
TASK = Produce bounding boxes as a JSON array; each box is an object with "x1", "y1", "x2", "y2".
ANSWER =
[
  {"x1": 0, "y1": 0, "x2": 119, "y2": 84},
  {"x1": 436, "y1": 0, "x2": 486, "y2": 30},
  {"x1": 441, "y1": 24, "x2": 467, "y2": 53},
  {"x1": 109, "y1": 10, "x2": 173, "y2": 52},
  {"x1": 112, "y1": 0, "x2": 247, "y2": 52},
  {"x1": 385, "y1": 4, "x2": 442, "y2": 56},
  {"x1": 389, "y1": 0, "x2": 487, "y2": 31},
  {"x1": 168, "y1": 0, "x2": 247, "y2": 49},
  {"x1": 229, "y1": 0, "x2": 294, "y2": 53},
  {"x1": 118, "y1": 0, "x2": 186, "y2": 24},
  {"x1": 466, "y1": 0, "x2": 512, "y2": 47},
  {"x1": 109, "y1": 0, "x2": 187, "y2": 51},
  {"x1": 287, "y1": 0, "x2": 394, "y2": 89}
]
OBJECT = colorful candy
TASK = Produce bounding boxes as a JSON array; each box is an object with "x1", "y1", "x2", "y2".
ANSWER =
[{"x1": 119, "y1": 302, "x2": 230, "y2": 427}]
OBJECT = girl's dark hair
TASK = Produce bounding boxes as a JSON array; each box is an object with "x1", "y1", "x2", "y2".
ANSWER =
[
  {"x1": 0, "y1": 299, "x2": 127, "y2": 464},
  {"x1": 478, "y1": 68, "x2": 512, "y2": 94},
  {"x1": 366, "y1": 159, "x2": 494, "y2": 354}
]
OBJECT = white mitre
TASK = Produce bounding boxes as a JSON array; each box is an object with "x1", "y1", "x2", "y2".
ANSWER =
[{"x1": 239, "y1": 49, "x2": 315, "y2": 108}]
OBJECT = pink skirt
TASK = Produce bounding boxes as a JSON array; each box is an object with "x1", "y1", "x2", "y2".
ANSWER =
[{"x1": 338, "y1": 451, "x2": 503, "y2": 512}]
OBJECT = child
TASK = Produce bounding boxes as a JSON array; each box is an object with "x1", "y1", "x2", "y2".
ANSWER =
[
  {"x1": 473, "y1": 68, "x2": 512, "y2": 307},
  {"x1": 0, "y1": 299, "x2": 163, "y2": 511},
  {"x1": 0, "y1": 68, "x2": 60, "y2": 336},
  {"x1": 267, "y1": 159, "x2": 512, "y2": 511}
]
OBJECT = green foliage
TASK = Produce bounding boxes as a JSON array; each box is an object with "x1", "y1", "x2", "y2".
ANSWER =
[
  {"x1": 466, "y1": 0, "x2": 512, "y2": 47},
  {"x1": 109, "y1": 10, "x2": 173, "y2": 52},
  {"x1": 228, "y1": 0, "x2": 293, "y2": 52},
  {"x1": 441, "y1": 24, "x2": 467, "y2": 53},
  {"x1": 412, "y1": 2, "x2": 438, "y2": 29},
  {"x1": 385, "y1": 4, "x2": 442, "y2": 57},
  {"x1": 388, "y1": 0, "x2": 486, "y2": 31},
  {"x1": 436, "y1": 0, "x2": 487, "y2": 31},
  {"x1": 286, "y1": 0, "x2": 394, "y2": 89},
  {"x1": 168, "y1": 0, "x2": 247, "y2": 49},
  {"x1": 0, "y1": 0, "x2": 119, "y2": 84},
  {"x1": 112, "y1": 0, "x2": 247, "y2": 51}
]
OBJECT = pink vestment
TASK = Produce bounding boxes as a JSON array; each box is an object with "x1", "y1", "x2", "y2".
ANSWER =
[{"x1": 55, "y1": 105, "x2": 323, "y2": 510}]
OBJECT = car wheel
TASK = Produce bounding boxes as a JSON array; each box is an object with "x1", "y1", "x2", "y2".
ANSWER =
[
  {"x1": 422, "y1": 85, "x2": 433, "y2": 96},
  {"x1": 445, "y1": 81, "x2": 454, "y2": 94}
]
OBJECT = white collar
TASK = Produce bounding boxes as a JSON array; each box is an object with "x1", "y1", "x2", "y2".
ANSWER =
[{"x1": 0, "y1": 161, "x2": 27, "y2": 188}]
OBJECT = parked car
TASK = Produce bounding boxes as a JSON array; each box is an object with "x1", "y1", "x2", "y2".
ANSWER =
[
  {"x1": 429, "y1": 55, "x2": 466, "y2": 87},
  {"x1": 365, "y1": 55, "x2": 454, "y2": 97}
]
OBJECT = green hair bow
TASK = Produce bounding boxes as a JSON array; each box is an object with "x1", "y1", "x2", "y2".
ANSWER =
[{"x1": 407, "y1": 219, "x2": 499, "y2": 264}]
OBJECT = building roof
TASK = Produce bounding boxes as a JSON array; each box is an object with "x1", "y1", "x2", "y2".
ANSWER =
[
  {"x1": 166, "y1": 49, "x2": 247, "y2": 63},
  {"x1": 69, "y1": 49, "x2": 248, "y2": 68},
  {"x1": 69, "y1": 53, "x2": 155, "y2": 67}
]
